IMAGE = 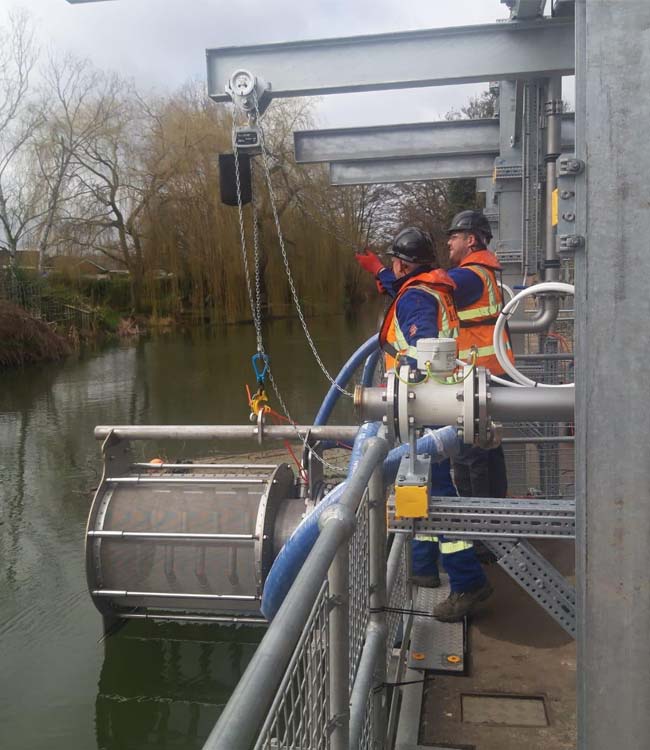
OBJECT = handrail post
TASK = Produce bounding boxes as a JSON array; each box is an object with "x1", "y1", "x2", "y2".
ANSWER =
[
  {"x1": 328, "y1": 526, "x2": 350, "y2": 750},
  {"x1": 368, "y1": 455, "x2": 388, "y2": 749}
]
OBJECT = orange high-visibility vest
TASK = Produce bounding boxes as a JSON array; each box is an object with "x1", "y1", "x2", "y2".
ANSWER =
[
  {"x1": 379, "y1": 269, "x2": 459, "y2": 371},
  {"x1": 456, "y1": 250, "x2": 514, "y2": 375}
]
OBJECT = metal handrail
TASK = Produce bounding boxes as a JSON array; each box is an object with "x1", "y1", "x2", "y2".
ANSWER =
[{"x1": 202, "y1": 436, "x2": 390, "y2": 750}]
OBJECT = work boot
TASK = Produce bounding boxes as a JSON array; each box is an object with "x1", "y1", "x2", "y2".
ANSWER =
[
  {"x1": 432, "y1": 581, "x2": 493, "y2": 622},
  {"x1": 411, "y1": 571, "x2": 441, "y2": 588}
]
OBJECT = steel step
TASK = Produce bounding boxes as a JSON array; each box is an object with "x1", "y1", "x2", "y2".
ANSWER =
[{"x1": 407, "y1": 577, "x2": 466, "y2": 674}]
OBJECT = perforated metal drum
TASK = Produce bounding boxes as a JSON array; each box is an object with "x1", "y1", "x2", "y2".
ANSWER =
[{"x1": 86, "y1": 456, "x2": 303, "y2": 622}]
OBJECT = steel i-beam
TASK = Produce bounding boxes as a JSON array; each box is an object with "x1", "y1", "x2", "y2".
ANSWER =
[{"x1": 207, "y1": 19, "x2": 575, "y2": 101}]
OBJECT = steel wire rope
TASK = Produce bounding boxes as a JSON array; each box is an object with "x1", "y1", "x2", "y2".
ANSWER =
[
  {"x1": 230, "y1": 113, "x2": 348, "y2": 475},
  {"x1": 253, "y1": 92, "x2": 353, "y2": 399}
]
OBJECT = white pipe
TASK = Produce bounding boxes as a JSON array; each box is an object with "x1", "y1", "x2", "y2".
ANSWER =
[{"x1": 494, "y1": 282, "x2": 575, "y2": 388}]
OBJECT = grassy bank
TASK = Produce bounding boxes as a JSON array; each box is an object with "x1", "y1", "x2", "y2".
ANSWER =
[{"x1": 0, "y1": 300, "x2": 72, "y2": 367}]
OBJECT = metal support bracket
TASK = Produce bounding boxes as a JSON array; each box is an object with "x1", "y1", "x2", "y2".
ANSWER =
[
  {"x1": 557, "y1": 152, "x2": 585, "y2": 254},
  {"x1": 327, "y1": 593, "x2": 345, "y2": 612},
  {"x1": 484, "y1": 539, "x2": 576, "y2": 637},
  {"x1": 388, "y1": 495, "x2": 576, "y2": 539}
]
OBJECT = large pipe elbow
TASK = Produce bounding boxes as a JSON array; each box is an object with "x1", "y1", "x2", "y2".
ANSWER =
[{"x1": 507, "y1": 296, "x2": 560, "y2": 334}]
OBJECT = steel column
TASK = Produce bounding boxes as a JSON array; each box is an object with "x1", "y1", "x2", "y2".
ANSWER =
[{"x1": 577, "y1": 1, "x2": 650, "y2": 747}]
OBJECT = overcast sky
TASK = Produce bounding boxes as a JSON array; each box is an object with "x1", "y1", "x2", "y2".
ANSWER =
[{"x1": 4, "y1": 0, "x2": 520, "y2": 126}]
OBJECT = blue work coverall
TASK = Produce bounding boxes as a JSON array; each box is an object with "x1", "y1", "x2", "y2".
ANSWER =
[{"x1": 378, "y1": 266, "x2": 487, "y2": 593}]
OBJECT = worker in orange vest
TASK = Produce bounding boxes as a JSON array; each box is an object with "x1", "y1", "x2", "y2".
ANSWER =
[
  {"x1": 446, "y1": 210, "x2": 513, "y2": 500},
  {"x1": 357, "y1": 227, "x2": 493, "y2": 622}
]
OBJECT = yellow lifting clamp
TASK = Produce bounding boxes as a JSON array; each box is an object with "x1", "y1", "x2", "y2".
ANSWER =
[{"x1": 248, "y1": 386, "x2": 271, "y2": 422}]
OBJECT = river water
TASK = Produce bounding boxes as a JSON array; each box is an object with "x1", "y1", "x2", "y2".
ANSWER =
[{"x1": 0, "y1": 310, "x2": 379, "y2": 750}]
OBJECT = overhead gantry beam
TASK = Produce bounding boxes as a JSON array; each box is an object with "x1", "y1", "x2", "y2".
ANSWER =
[
  {"x1": 329, "y1": 154, "x2": 497, "y2": 185},
  {"x1": 207, "y1": 18, "x2": 575, "y2": 102},
  {"x1": 295, "y1": 115, "x2": 575, "y2": 164}
]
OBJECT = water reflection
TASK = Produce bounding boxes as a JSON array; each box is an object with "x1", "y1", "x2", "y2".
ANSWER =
[
  {"x1": 95, "y1": 622, "x2": 261, "y2": 750},
  {"x1": 0, "y1": 309, "x2": 379, "y2": 750}
]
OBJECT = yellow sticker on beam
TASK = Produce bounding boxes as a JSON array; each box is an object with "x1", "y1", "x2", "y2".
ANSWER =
[
  {"x1": 395, "y1": 484, "x2": 428, "y2": 518},
  {"x1": 551, "y1": 188, "x2": 559, "y2": 227}
]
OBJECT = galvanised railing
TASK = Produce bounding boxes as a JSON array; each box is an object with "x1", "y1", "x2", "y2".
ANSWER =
[{"x1": 202, "y1": 436, "x2": 411, "y2": 750}]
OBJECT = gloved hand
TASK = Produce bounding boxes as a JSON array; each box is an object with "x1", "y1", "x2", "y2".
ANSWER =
[{"x1": 355, "y1": 248, "x2": 384, "y2": 276}]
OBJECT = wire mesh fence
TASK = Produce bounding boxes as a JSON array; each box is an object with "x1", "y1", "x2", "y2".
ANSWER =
[
  {"x1": 505, "y1": 283, "x2": 575, "y2": 498},
  {"x1": 251, "y1": 492, "x2": 411, "y2": 750},
  {"x1": 386, "y1": 538, "x2": 408, "y2": 674},
  {"x1": 255, "y1": 582, "x2": 331, "y2": 750},
  {"x1": 349, "y1": 491, "x2": 370, "y2": 685},
  {"x1": 0, "y1": 268, "x2": 96, "y2": 332}
]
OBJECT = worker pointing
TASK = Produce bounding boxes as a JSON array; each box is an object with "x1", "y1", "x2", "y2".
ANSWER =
[{"x1": 357, "y1": 227, "x2": 492, "y2": 622}]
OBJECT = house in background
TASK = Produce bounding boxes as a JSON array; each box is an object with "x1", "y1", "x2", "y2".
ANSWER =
[{"x1": 45, "y1": 256, "x2": 112, "y2": 279}]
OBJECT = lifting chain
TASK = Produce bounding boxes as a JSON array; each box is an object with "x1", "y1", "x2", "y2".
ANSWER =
[{"x1": 231, "y1": 105, "x2": 348, "y2": 475}]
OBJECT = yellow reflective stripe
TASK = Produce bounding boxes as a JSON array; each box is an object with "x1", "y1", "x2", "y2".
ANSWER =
[
  {"x1": 393, "y1": 286, "x2": 459, "y2": 355},
  {"x1": 393, "y1": 322, "x2": 418, "y2": 360},
  {"x1": 439, "y1": 540, "x2": 474, "y2": 554},
  {"x1": 472, "y1": 265, "x2": 498, "y2": 310},
  {"x1": 411, "y1": 287, "x2": 457, "y2": 338},
  {"x1": 459, "y1": 265, "x2": 500, "y2": 319},
  {"x1": 415, "y1": 535, "x2": 438, "y2": 542},
  {"x1": 458, "y1": 305, "x2": 500, "y2": 319}
]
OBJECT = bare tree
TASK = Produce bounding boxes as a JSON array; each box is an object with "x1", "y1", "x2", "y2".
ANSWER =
[
  {"x1": 0, "y1": 10, "x2": 40, "y2": 262},
  {"x1": 30, "y1": 54, "x2": 121, "y2": 263}
]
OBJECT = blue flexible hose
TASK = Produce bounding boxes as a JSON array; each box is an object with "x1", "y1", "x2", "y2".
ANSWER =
[
  {"x1": 260, "y1": 422, "x2": 461, "y2": 620},
  {"x1": 383, "y1": 426, "x2": 460, "y2": 484},
  {"x1": 361, "y1": 348, "x2": 382, "y2": 387},
  {"x1": 260, "y1": 421, "x2": 381, "y2": 620},
  {"x1": 313, "y1": 334, "x2": 379, "y2": 427}
]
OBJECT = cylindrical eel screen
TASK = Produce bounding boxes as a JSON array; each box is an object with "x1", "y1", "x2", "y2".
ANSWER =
[
  {"x1": 490, "y1": 385, "x2": 575, "y2": 422},
  {"x1": 86, "y1": 464, "x2": 304, "y2": 619}
]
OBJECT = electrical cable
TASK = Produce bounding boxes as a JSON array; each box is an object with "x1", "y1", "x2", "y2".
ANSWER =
[{"x1": 494, "y1": 281, "x2": 575, "y2": 388}]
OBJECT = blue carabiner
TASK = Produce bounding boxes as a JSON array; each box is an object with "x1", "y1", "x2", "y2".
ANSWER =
[{"x1": 251, "y1": 351, "x2": 270, "y2": 385}]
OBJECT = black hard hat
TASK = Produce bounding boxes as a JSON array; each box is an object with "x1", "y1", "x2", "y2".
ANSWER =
[
  {"x1": 386, "y1": 227, "x2": 435, "y2": 264},
  {"x1": 447, "y1": 210, "x2": 493, "y2": 243}
]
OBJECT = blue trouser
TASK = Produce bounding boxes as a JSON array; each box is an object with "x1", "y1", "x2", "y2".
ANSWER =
[{"x1": 411, "y1": 459, "x2": 486, "y2": 593}]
